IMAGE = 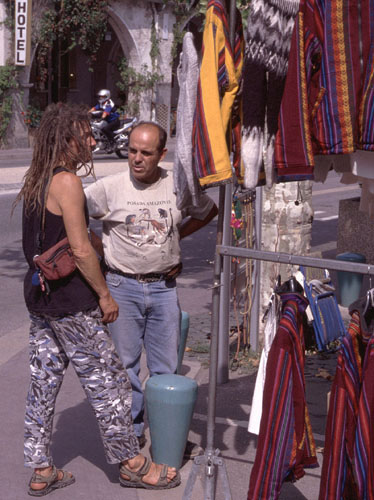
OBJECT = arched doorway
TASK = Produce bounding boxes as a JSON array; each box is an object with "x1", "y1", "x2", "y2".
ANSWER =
[{"x1": 28, "y1": 22, "x2": 126, "y2": 111}]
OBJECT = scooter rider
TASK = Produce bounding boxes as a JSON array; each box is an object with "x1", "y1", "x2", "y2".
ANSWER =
[{"x1": 90, "y1": 89, "x2": 120, "y2": 142}]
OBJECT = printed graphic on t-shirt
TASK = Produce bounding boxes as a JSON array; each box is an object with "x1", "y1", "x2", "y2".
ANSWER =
[{"x1": 125, "y1": 201, "x2": 174, "y2": 247}]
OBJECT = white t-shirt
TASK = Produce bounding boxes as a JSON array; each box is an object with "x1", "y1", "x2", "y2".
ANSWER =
[{"x1": 85, "y1": 168, "x2": 214, "y2": 274}]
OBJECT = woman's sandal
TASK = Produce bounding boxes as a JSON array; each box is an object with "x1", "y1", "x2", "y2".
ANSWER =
[
  {"x1": 28, "y1": 465, "x2": 75, "y2": 497},
  {"x1": 119, "y1": 456, "x2": 181, "y2": 490}
]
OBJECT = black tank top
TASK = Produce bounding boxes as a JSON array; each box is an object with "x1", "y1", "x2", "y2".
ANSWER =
[{"x1": 22, "y1": 169, "x2": 98, "y2": 315}]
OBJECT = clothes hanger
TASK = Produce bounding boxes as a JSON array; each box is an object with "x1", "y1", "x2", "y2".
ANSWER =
[
  {"x1": 262, "y1": 275, "x2": 281, "y2": 323},
  {"x1": 274, "y1": 258, "x2": 304, "y2": 295},
  {"x1": 363, "y1": 271, "x2": 374, "y2": 315}
]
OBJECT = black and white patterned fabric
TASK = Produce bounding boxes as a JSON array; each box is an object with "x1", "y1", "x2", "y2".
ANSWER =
[
  {"x1": 24, "y1": 307, "x2": 139, "y2": 467},
  {"x1": 241, "y1": 0, "x2": 300, "y2": 189}
]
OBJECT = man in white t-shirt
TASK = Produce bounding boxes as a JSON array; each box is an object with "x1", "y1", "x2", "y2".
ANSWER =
[{"x1": 85, "y1": 121, "x2": 217, "y2": 453}]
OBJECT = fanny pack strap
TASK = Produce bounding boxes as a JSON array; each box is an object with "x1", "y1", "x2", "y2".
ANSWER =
[{"x1": 36, "y1": 167, "x2": 71, "y2": 255}]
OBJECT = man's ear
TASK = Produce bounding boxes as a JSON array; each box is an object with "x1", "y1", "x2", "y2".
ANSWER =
[{"x1": 160, "y1": 148, "x2": 168, "y2": 161}]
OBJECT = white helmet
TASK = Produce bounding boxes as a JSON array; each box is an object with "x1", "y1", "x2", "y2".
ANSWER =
[{"x1": 97, "y1": 89, "x2": 110, "y2": 105}]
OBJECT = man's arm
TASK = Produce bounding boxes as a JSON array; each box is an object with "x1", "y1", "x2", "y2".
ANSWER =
[
  {"x1": 90, "y1": 229, "x2": 104, "y2": 258},
  {"x1": 179, "y1": 203, "x2": 218, "y2": 239},
  {"x1": 49, "y1": 172, "x2": 118, "y2": 323}
]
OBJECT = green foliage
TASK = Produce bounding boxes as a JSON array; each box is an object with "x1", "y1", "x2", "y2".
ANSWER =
[
  {"x1": 117, "y1": 58, "x2": 163, "y2": 117},
  {"x1": 0, "y1": 64, "x2": 19, "y2": 145},
  {"x1": 37, "y1": 0, "x2": 109, "y2": 81},
  {"x1": 21, "y1": 104, "x2": 43, "y2": 129},
  {"x1": 3, "y1": 0, "x2": 15, "y2": 31},
  {"x1": 169, "y1": 0, "x2": 250, "y2": 61}
]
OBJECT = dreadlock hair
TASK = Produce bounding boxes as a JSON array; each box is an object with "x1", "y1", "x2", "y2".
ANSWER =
[{"x1": 14, "y1": 102, "x2": 94, "y2": 215}]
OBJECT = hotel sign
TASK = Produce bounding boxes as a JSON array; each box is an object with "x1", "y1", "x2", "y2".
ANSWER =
[{"x1": 15, "y1": 0, "x2": 32, "y2": 66}]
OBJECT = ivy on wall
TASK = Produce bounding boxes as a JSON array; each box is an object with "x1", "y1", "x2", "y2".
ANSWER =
[
  {"x1": 116, "y1": 58, "x2": 163, "y2": 117},
  {"x1": 37, "y1": 0, "x2": 110, "y2": 82},
  {"x1": 0, "y1": 64, "x2": 19, "y2": 145}
]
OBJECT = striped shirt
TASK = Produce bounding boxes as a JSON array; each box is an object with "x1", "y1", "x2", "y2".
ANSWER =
[
  {"x1": 192, "y1": 0, "x2": 244, "y2": 187},
  {"x1": 248, "y1": 294, "x2": 318, "y2": 500},
  {"x1": 319, "y1": 309, "x2": 374, "y2": 499},
  {"x1": 274, "y1": 0, "x2": 374, "y2": 182}
]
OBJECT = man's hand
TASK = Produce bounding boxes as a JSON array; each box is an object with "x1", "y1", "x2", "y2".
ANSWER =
[{"x1": 99, "y1": 293, "x2": 119, "y2": 323}]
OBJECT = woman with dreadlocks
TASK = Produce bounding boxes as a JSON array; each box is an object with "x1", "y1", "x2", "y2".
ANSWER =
[{"x1": 15, "y1": 102, "x2": 180, "y2": 496}]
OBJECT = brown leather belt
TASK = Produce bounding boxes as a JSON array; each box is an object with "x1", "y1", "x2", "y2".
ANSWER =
[{"x1": 107, "y1": 263, "x2": 182, "y2": 283}]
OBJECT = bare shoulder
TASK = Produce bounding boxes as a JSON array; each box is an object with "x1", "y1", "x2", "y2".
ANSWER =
[
  {"x1": 50, "y1": 171, "x2": 83, "y2": 196},
  {"x1": 48, "y1": 171, "x2": 84, "y2": 214}
]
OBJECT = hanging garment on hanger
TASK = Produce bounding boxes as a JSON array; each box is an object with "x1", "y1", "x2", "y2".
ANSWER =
[
  {"x1": 319, "y1": 300, "x2": 374, "y2": 500},
  {"x1": 192, "y1": 0, "x2": 244, "y2": 188},
  {"x1": 248, "y1": 291, "x2": 281, "y2": 435},
  {"x1": 274, "y1": 0, "x2": 374, "y2": 183},
  {"x1": 241, "y1": 0, "x2": 300, "y2": 189},
  {"x1": 248, "y1": 293, "x2": 318, "y2": 500},
  {"x1": 173, "y1": 32, "x2": 203, "y2": 209}
]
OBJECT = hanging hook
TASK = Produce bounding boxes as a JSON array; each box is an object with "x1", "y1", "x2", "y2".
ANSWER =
[
  {"x1": 289, "y1": 254, "x2": 293, "y2": 276},
  {"x1": 294, "y1": 182, "x2": 303, "y2": 206},
  {"x1": 368, "y1": 265, "x2": 372, "y2": 290}
]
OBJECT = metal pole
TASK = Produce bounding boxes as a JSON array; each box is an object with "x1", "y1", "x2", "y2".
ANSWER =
[
  {"x1": 249, "y1": 186, "x2": 262, "y2": 352},
  {"x1": 183, "y1": 1, "x2": 236, "y2": 497},
  {"x1": 217, "y1": 182, "x2": 232, "y2": 384},
  {"x1": 205, "y1": 186, "x2": 225, "y2": 498},
  {"x1": 217, "y1": 246, "x2": 374, "y2": 275}
]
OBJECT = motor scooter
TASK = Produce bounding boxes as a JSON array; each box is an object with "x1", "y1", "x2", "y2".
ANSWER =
[{"x1": 90, "y1": 111, "x2": 137, "y2": 158}]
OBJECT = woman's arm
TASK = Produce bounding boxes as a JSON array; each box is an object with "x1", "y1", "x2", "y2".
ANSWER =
[{"x1": 48, "y1": 172, "x2": 118, "y2": 323}]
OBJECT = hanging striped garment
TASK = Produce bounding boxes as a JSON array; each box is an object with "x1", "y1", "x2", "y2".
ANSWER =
[
  {"x1": 248, "y1": 294, "x2": 318, "y2": 500},
  {"x1": 274, "y1": 0, "x2": 374, "y2": 183},
  {"x1": 192, "y1": 0, "x2": 244, "y2": 187},
  {"x1": 319, "y1": 309, "x2": 374, "y2": 499}
]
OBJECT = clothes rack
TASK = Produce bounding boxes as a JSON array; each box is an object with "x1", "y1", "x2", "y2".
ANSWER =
[{"x1": 184, "y1": 0, "x2": 374, "y2": 498}]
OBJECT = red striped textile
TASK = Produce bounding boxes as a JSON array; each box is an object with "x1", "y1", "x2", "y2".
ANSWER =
[
  {"x1": 319, "y1": 310, "x2": 374, "y2": 499},
  {"x1": 248, "y1": 295, "x2": 318, "y2": 500},
  {"x1": 275, "y1": 0, "x2": 374, "y2": 183}
]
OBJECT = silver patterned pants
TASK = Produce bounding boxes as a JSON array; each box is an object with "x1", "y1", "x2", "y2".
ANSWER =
[{"x1": 24, "y1": 307, "x2": 139, "y2": 468}]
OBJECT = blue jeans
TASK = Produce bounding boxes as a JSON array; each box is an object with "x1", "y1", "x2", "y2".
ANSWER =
[{"x1": 106, "y1": 272, "x2": 181, "y2": 437}]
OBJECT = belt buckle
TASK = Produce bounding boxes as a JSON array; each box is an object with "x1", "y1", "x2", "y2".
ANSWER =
[{"x1": 136, "y1": 274, "x2": 146, "y2": 283}]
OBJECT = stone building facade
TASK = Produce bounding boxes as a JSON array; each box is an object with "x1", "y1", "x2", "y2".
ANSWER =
[{"x1": 0, "y1": 0, "x2": 176, "y2": 147}]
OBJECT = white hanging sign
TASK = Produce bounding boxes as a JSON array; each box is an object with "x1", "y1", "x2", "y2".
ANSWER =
[{"x1": 15, "y1": 0, "x2": 32, "y2": 66}]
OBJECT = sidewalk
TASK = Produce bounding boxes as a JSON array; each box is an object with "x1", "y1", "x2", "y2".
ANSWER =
[{"x1": 0, "y1": 323, "x2": 342, "y2": 500}]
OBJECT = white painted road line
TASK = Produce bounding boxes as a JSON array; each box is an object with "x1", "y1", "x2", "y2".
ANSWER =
[
  {"x1": 316, "y1": 215, "x2": 339, "y2": 221},
  {"x1": 313, "y1": 185, "x2": 360, "y2": 196}
]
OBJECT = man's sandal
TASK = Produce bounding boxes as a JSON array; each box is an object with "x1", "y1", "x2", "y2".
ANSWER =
[
  {"x1": 119, "y1": 456, "x2": 181, "y2": 490},
  {"x1": 28, "y1": 465, "x2": 75, "y2": 497}
]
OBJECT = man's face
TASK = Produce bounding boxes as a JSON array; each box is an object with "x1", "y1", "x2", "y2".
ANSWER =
[{"x1": 128, "y1": 126, "x2": 167, "y2": 184}]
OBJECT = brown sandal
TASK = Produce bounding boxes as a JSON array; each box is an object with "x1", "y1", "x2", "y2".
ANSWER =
[
  {"x1": 28, "y1": 465, "x2": 75, "y2": 497},
  {"x1": 119, "y1": 456, "x2": 180, "y2": 490}
]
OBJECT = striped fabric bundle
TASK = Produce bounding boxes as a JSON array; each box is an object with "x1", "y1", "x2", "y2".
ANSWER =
[
  {"x1": 192, "y1": 0, "x2": 244, "y2": 187},
  {"x1": 319, "y1": 310, "x2": 374, "y2": 499},
  {"x1": 275, "y1": 0, "x2": 374, "y2": 183},
  {"x1": 248, "y1": 294, "x2": 318, "y2": 500}
]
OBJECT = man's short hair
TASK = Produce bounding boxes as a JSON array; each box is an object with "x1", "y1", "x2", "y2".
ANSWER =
[{"x1": 129, "y1": 121, "x2": 167, "y2": 152}]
